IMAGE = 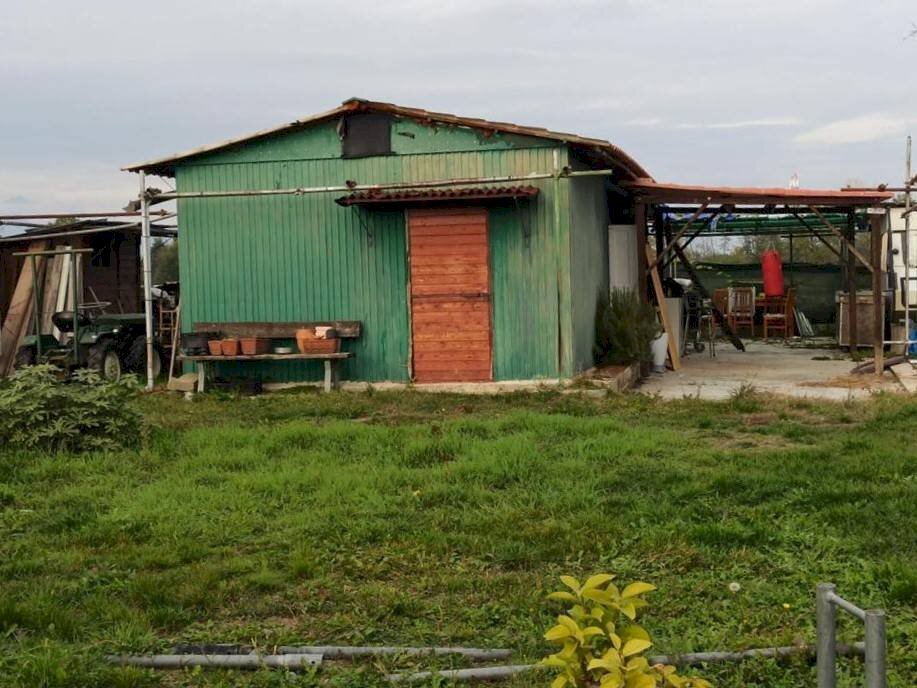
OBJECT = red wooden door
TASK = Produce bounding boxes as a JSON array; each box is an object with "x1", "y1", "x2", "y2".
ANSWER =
[{"x1": 408, "y1": 208, "x2": 492, "y2": 383}]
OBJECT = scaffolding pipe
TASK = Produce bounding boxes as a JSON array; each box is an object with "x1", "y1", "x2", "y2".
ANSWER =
[
  {"x1": 149, "y1": 169, "x2": 614, "y2": 202},
  {"x1": 0, "y1": 217, "x2": 176, "y2": 244},
  {"x1": 384, "y1": 643, "x2": 867, "y2": 683},
  {"x1": 905, "y1": 136, "x2": 912, "y2": 358},
  {"x1": 140, "y1": 172, "x2": 155, "y2": 390},
  {"x1": 276, "y1": 646, "x2": 512, "y2": 660},
  {"x1": 108, "y1": 654, "x2": 322, "y2": 670},
  {"x1": 0, "y1": 210, "x2": 171, "y2": 220}
]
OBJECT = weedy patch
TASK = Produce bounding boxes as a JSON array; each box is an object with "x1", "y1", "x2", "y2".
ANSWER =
[{"x1": 0, "y1": 389, "x2": 914, "y2": 686}]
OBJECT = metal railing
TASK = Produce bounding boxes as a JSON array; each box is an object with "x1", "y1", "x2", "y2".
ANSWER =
[{"x1": 817, "y1": 583, "x2": 886, "y2": 688}]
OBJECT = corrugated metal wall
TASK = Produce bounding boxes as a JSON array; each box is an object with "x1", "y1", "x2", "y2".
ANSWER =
[
  {"x1": 176, "y1": 119, "x2": 572, "y2": 382},
  {"x1": 569, "y1": 175, "x2": 610, "y2": 373}
]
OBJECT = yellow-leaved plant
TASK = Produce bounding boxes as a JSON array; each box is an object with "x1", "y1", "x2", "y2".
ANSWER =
[{"x1": 541, "y1": 574, "x2": 712, "y2": 688}]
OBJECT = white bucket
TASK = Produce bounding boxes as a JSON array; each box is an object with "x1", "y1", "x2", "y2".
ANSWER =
[{"x1": 651, "y1": 332, "x2": 669, "y2": 373}]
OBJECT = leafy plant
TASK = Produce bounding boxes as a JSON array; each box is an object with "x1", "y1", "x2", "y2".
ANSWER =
[
  {"x1": 0, "y1": 365, "x2": 142, "y2": 453},
  {"x1": 541, "y1": 574, "x2": 711, "y2": 688},
  {"x1": 594, "y1": 289, "x2": 661, "y2": 365}
]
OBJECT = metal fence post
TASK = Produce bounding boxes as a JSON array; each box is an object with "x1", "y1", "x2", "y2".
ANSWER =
[
  {"x1": 817, "y1": 583, "x2": 837, "y2": 688},
  {"x1": 864, "y1": 610, "x2": 886, "y2": 688}
]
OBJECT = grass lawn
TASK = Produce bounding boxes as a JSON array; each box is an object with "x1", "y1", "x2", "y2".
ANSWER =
[{"x1": 0, "y1": 387, "x2": 915, "y2": 687}]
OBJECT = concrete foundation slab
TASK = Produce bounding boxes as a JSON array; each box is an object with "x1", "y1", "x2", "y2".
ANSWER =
[{"x1": 638, "y1": 340, "x2": 901, "y2": 401}]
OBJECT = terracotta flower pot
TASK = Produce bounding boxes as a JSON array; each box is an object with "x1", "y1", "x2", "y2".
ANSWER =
[
  {"x1": 220, "y1": 338, "x2": 240, "y2": 356},
  {"x1": 240, "y1": 337, "x2": 270, "y2": 355},
  {"x1": 207, "y1": 340, "x2": 223, "y2": 356}
]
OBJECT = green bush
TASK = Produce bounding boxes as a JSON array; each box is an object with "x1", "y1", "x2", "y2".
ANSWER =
[
  {"x1": 594, "y1": 289, "x2": 661, "y2": 365},
  {"x1": 0, "y1": 365, "x2": 142, "y2": 453}
]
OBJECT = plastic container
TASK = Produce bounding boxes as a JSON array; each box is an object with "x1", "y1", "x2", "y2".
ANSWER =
[
  {"x1": 761, "y1": 250, "x2": 785, "y2": 297},
  {"x1": 651, "y1": 332, "x2": 669, "y2": 373}
]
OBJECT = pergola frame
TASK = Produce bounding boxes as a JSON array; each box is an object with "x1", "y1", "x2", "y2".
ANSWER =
[{"x1": 624, "y1": 180, "x2": 894, "y2": 376}]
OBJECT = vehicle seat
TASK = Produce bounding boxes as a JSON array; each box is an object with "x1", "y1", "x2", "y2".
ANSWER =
[{"x1": 51, "y1": 311, "x2": 91, "y2": 333}]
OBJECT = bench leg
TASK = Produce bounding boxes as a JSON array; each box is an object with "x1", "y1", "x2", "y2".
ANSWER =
[
  {"x1": 324, "y1": 359, "x2": 332, "y2": 393},
  {"x1": 197, "y1": 362, "x2": 206, "y2": 393}
]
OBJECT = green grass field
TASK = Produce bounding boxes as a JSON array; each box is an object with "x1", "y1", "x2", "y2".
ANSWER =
[{"x1": 1, "y1": 388, "x2": 915, "y2": 687}]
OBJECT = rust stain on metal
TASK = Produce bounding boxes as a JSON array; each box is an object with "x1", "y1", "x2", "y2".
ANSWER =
[{"x1": 335, "y1": 186, "x2": 539, "y2": 207}]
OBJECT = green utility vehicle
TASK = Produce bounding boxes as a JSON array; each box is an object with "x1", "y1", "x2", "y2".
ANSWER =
[{"x1": 13, "y1": 247, "x2": 163, "y2": 380}]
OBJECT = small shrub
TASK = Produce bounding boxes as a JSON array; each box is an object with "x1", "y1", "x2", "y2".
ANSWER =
[
  {"x1": 594, "y1": 290, "x2": 661, "y2": 365},
  {"x1": 541, "y1": 574, "x2": 710, "y2": 688},
  {"x1": 0, "y1": 365, "x2": 142, "y2": 453}
]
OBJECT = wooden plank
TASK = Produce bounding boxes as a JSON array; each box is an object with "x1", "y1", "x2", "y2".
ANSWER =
[
  {"x1": 40, "y1": 254, "x2": 64, "y2": 335},
  {"x1": 178, "y1": 352, "x2": 352, "y2": 361},
  {"x1": 408, "y1": 215, "x2": 488, "y2": 227},
  {"x1": 0, "y1": 240, "x2": 50, "y2": 375},
  {"x1": 193, "y1": 321, "x2": 361, "y2": 338},
  {"x1": 645, "y1": 244, "x2": 681, "y2": 370},
  {"x1": 411, "y1": 300, "x2": 490, "y2": 311}
]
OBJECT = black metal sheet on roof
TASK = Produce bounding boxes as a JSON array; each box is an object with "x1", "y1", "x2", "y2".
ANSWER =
[{"x1": 335, "y1": 185, "x2": 539, "y2": 207}]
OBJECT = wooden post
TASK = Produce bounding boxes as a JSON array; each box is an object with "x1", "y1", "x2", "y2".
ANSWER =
[
  {"x1": 847, "y1": 210, "x2": 858, "y2": 355},
  {"x1": 645, "y1": 244, "x2": 681, "y2": 370},
  {"x1": 871, "y1": 214, "x2": 884, "y2": 378}
]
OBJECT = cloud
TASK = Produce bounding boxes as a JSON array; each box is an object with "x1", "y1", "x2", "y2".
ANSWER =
[
  {"x1": 3, "y1": 195, "x2": 31, "y2": 205},
  {"x1": 794, "y1": 113, "x2": 916, "y2": 145},
  {"x1": 675, "y1": 117, "x2": 802, "y2": 130}
]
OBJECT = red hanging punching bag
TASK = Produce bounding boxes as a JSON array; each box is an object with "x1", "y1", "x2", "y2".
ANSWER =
[{"x1": 761, "y1": 250, "x2": 785, "y2": 297}]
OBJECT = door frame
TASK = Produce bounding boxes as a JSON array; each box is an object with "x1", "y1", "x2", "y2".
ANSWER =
[{"x1": 404, "y1": 206, "x2": 494, "y2": 383}]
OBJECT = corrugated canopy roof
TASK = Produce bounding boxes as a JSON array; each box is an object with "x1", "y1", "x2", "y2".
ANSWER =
[
  {"x1": 335, "y1": 185, "x2": 539, "y2": 207},
  {"x1": 623, "y1": 179, "x2": 894, "y2": 207},
  {"x1": 123, "y1": 98, "x2": 650, "y2": 180}
]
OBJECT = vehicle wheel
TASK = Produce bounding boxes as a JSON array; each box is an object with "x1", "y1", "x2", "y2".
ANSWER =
[
  {"x1": 13, "y1": 346, "x2": 35, "y2": 369},
  {"x1": 126, "y1": 336, "x2": 162, "y2": 379},
  {"x1": 88, "y1": 340, "x2": 123, "y2": 380}
]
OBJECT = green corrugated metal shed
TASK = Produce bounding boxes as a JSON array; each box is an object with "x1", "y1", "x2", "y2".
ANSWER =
[{"x1": 126, "y1": 99, "x2": 647, "y2": 383}]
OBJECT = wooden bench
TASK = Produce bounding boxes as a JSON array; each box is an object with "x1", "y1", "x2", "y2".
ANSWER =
[{"x1": 181, "y1": 321, "x2": 361, "y2": 393}]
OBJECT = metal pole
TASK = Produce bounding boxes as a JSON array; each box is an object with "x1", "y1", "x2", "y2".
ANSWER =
[
  {"x1": 905, "y1": 136, "x2": 912, "y2": 357},
  {"x1": 816, "y1": 583, "x2": 837, "y2": 688},
  {"x1": 140, "y1": 171, "x2": 155, "y2": 390},
  {"x1": 864, "y1": 610, "x2": 886, "y2": 688}
]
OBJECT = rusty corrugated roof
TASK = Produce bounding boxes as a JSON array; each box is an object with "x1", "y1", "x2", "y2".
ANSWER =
[
  {"x1": 622, "y1": 179, "x2": 895, "y2": 207},
  {"x1": 335, "y1": 185, "x2": 539, "y2": 207},
  {"x1": 123, "y1": 98, "x2": 650, "y2": 180}
]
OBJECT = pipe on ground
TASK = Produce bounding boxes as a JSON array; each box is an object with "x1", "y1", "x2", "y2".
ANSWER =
[
  {"x1": 107, "y1": 653, "x2": 322, "y2": 670},
  {"x1": 384, "y1": 643, "x2": 866, "y2": 683}
]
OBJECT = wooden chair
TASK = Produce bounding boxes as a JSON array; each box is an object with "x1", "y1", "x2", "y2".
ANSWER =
[
  {"x1": 728, "y1": 287, "x2": 755, "y2": 337},
  {"x1": 763, "y1": 288, "x2": 796, "y2": 340}
]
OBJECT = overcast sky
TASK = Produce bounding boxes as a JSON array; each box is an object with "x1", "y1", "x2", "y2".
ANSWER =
[{"x1": 1, "y1": 0, "x2": 915, "y2": 214}]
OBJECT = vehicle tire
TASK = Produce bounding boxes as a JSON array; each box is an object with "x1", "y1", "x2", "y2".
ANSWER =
[
  {"x1": 88, "y1": 340, "x2": 123, "y2": 381},
  {"x1": 126, "y1": 336, "x2": 162, "y2": 379},
  {"x1": 13, "y1": 346, "x2": 35, "y2": 369}
]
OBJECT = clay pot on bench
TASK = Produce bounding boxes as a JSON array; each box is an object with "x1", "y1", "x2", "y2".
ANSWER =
[
  {"x1": 220, "y1": 338, "x2": 240, "y2": 356},
  {"x1": 240, "y1": 337, "x2": 271, "y2": 355},
  {"x1": 207, "y1": 340, "x2": 223, "y2": 356}
]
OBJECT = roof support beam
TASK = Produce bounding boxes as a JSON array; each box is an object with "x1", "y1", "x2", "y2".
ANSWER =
[
  {"x1": 807, "y1": 206, "x2": 875, "y2": 274},
  {"x1": 790, "y1": 212, "x2": 842, "y2": 260},
  {"x1": 645, "y1": 201, "x2": 710, "y2": 275}
]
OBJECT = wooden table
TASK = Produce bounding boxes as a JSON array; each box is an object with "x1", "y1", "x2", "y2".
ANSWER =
[{"x1": 178, "y1": 352, "x2": 353, "y2": 393}]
